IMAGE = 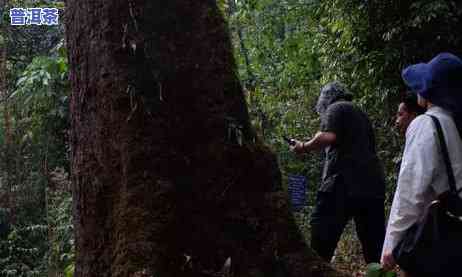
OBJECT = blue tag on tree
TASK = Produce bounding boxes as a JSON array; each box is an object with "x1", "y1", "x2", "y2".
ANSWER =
[{"x1": 287, "y1": 174, "x2": 307, "y2": 212}]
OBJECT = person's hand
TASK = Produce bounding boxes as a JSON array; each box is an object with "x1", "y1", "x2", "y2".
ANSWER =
[
  {"x1": 289, "y1": 140, "x2": 305, "y2": 154},
  {"x1": 381, "y1": 251, "x2": 396, "y2": 272}
]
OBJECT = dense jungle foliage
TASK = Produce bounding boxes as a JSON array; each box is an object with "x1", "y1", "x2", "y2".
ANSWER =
[{"x1": 0, "y1": 0, "x2": 461, "y2": 275}]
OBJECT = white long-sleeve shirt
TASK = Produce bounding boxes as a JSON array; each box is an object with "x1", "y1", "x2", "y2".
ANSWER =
[{"x1": 381, "y1": 106, "x2": 462, "y2": 261}]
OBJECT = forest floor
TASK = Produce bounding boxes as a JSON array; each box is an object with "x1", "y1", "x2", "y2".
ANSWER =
[
  {"x1": 331, "y1": 222, "x2": 402, "y2": 277},
  {"x1": 332, "y1": 222, "x2": 367, "y2": 277}
]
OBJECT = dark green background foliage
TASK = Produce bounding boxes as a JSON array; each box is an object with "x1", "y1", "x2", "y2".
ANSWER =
[
  {"x1": 1, "y1": 1, "x2": 71, "y2": 276},
  {"x1": 0, "y1": 0, "x2": 461, "y2": 275}
]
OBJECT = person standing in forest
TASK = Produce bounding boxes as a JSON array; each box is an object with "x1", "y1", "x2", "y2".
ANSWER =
[
  {"x1": 395, "y1": 92, "x2": 426, "y2": 136},
  {"x1": 290, "y1": 81, "x2": 386, "y2": 263},
  {"x1": 381, "y1": 53, "x2": 462, "y2": 276}
]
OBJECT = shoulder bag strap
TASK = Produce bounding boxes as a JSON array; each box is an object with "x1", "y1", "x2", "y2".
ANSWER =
[{"x1": 427, "y1": 115, "x2": 460, "y2": 195}]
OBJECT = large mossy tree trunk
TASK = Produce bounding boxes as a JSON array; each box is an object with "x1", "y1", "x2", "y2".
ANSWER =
[{"x1": 65, "y1": 1, "x2": 348, "y2": 276}]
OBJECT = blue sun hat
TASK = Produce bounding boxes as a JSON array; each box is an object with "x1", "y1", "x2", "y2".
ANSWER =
[{"x1": 402, "y1": 53, "x2": 462, "y2": 114}]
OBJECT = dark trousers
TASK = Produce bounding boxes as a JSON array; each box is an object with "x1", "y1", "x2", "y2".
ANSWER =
[{"x1": 310, "y1": 190, "x2": 385, "y2": 263}]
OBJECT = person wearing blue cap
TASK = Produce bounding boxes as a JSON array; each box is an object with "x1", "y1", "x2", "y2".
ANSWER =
[{"x1": 381, "y1": 53, "x2": 462, "y2": 276}]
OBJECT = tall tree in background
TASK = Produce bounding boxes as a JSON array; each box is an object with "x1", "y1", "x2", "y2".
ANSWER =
[{"x1": 65, "y1": 0, "x2": 347, "y2": 276}]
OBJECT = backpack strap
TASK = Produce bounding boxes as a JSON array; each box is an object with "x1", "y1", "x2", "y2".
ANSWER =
[{"x1": 427, "y1": 115, "x2": 461, "y2": 195}]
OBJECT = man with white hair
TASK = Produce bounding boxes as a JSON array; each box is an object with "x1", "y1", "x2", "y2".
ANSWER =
[{"x1": 290, "y1": 82, "x2": 386, "y2": 263}]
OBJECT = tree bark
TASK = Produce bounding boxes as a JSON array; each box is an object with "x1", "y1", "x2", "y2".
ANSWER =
[{"x1": 65, "y1": 1, "x2": 348, "y2": 276}]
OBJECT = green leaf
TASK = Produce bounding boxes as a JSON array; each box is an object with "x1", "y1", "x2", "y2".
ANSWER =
[{"x1": 64, "y1": 264, "x2": 74, "y2": 277}]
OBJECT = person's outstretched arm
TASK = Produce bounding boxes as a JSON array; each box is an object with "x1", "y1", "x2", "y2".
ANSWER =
[{"x1": 291, "y1": 131, "x2": 336, "y2": 154}]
